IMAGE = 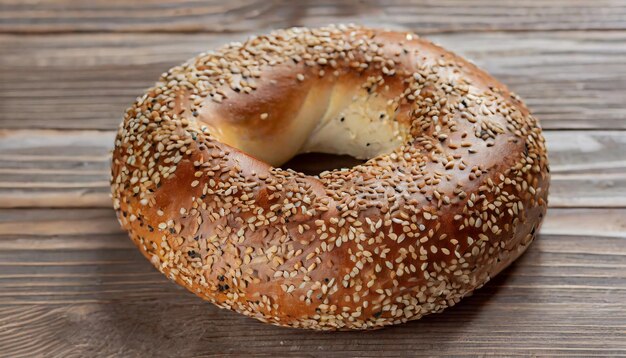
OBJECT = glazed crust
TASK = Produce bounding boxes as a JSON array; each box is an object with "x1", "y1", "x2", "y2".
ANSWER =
[{"x1": 111, "y1": 25, "x2": 549, "y2": 330}]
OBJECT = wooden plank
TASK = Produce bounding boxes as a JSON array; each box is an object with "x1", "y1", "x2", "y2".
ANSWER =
[
  {"x1": 1, "y1": 30, "x2": 625, "y2": 130},
  {"x1": 0, "y1": 129, "x2": 625, "y2": 208},
  {"x1": 1, "y1": 1, "x2": 624, "y2": 356},
  {"x1": 0, "y1": 129, "x2": 112, "y2": 208},
  {"x1": 1, "y1": 0, "x2": 626, "y2": 34},
  {"x1": 0, "y1": 207, "x2": 624, "y2": 356}
]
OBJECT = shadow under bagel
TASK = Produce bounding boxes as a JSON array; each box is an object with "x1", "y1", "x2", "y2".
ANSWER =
[{"x1": 70, "y1": 235, "x2": 535, "y2": 356}]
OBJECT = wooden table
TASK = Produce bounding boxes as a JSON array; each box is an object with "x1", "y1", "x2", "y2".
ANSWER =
[{"x1": 1, "y1": 1, "x2": 625, "y2": 356}]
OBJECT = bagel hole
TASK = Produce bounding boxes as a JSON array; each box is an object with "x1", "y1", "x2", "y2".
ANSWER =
[{"x1": 280, "y1": 152, "x2": 366, "y2": 176}]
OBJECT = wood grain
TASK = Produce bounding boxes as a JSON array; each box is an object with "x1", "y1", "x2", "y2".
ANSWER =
[
  {"x1": 1, "y1": 0, "x2": 625, "y2": 355},
  {"x1": 1, "y1": 129, "x2": 625, "y2": 208},
  {"x1": 0, "y1": 207, "x2": 623, "y2": 356},
  {"x1": 1, "y1": 0, "x2": 626, "y2": 34},
  {"x1": 2, "y1": 30, "x2": 625, "y2": 130}
]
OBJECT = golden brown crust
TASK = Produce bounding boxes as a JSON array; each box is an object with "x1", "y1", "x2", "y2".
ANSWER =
[{"x1": 111, "y1": 25, "x2": 549, "y2": 330}]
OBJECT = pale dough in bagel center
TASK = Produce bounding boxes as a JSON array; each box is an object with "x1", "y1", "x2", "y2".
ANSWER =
[{"x1": 197, "y1": 62, "x2": 408, "y2": 166}]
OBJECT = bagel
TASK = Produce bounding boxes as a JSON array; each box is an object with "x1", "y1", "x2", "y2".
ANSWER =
[{"x1": 111, "y1": 25, "x2": 549, "y2": 330}]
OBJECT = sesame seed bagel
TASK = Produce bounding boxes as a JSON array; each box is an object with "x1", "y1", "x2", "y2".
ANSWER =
[{"x1": 111, "y1": 25, "x2": 549, "y2": 330}]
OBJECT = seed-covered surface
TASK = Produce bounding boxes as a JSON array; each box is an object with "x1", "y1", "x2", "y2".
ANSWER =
[{"x1": 111, "y1": 25, "x2": 549, "y2": 330}]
